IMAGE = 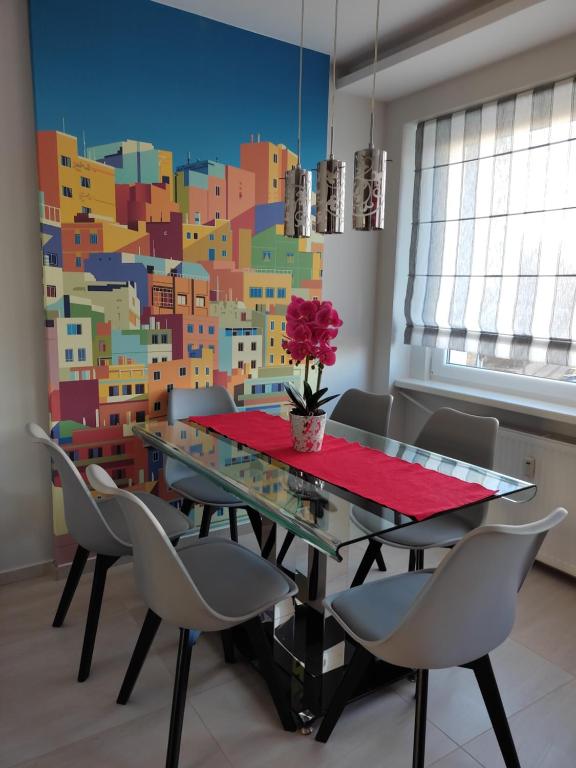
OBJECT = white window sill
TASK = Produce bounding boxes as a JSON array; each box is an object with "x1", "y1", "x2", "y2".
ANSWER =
[{"x1": 394, "y1": 377, "x2": 576, "y2": 427}]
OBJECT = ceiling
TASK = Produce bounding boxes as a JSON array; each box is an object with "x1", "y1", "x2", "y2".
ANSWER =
[{"x1": 155, "y1": 0, "x2": 576, "y2": 100}]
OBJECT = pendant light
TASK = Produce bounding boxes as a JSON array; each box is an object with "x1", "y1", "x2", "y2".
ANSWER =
[
  {"x1": 352, "y1": 0, "x2": 386, "y2": 231},
  {"x1": 316, "y1": 0, "x2": 345, "y2": 234},
  {"x1": 284, "y1": 0, "x2": 312, "y2": 239}
]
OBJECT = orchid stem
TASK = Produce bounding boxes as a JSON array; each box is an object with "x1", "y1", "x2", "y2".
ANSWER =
[
  {"x1": 317, "y1": 363, "x2": 324, "y2": 392},
  {"x1": 304, "y1": 357, "x2": 310, "y2": 388}
]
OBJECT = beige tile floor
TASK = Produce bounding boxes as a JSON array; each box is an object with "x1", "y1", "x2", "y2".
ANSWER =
[{"x1": 1, "y1": 530, "x2": 575, "y2": 768}]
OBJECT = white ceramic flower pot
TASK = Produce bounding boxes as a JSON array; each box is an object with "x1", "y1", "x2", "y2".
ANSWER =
[{"x1": 290, "y1": 412, "x2": 326, "y2": 452}]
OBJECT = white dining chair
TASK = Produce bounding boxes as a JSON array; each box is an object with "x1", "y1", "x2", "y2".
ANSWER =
[
  {"x1": 26, "y1": 422, "x2": 192, "y2": 681},
  {"x1": 316, "y1": 507, "x2": 567, "y2": 768},
  {"x1": 87, "y1": 463, "x2": 298, "y2": 768}
]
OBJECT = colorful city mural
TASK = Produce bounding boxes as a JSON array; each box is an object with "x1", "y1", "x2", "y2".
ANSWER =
[{"x1": 29, "y1": 0, "x2": 329, "y2": 564}]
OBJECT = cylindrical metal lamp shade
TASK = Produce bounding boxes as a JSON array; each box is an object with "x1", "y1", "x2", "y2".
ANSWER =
[
  {"x1": 284, "y1": 166, "x2": 312, "y2": 238},
  {"x1": 316, "y1": 157, "x2": 346, "y2": 234},
  {"x1": 352, "y1": 146, "x2": 386, "y2": 231}
]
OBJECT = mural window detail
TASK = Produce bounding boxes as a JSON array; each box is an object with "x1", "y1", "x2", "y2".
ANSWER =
[
  {"x1": 62, "y1": 186, "x2": 73, "y2": 198},
  {"x1": 60, "y1": 155, "x2": 72, "y2": 167},
  {"x1": 46, "y1": 285, "x2": 57, "y2": 298},
  {"x1": 77, "y1": 348, "x2": 86, "y2": 362},
  {"x1": 153, "y1": 371, "x2": 161, "y2": 381},
  {"x1": 80, "y1": 176, "x2": 91, "y2": 188},
  {"x1": 64, "y1": 349, "x2": 73, "y2": 362},
  {"x1": 177, "y1": 294, "x2": 187, "y2": 305},
  {"x1": 196, "y1": 296, "x2": 206, "y2": 307}
]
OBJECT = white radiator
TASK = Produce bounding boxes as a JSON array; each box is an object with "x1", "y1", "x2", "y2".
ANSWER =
[{"x1": 491, "y1": 427, "x2": 576, "y2": 576}]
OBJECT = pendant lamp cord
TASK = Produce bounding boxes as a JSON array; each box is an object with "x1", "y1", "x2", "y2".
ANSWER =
[
  {"x1": 297, "y1": 0, "x2": 305, "y2": 166},
  {"x1": 329, "y1": 0, "x2": 339, "y2": 158},
  {"x1": 369, "y1": 0, "x2": 380, "y2": 148}
]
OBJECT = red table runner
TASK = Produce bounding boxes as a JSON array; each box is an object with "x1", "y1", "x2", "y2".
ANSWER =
[{"x1": 187, "y1": 411, "x2": 495, "y2": 521}]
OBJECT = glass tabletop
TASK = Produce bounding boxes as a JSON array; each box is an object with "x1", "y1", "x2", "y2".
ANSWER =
[{"x1": 133, "y1": 417, "x2": 536, "y2": 560}]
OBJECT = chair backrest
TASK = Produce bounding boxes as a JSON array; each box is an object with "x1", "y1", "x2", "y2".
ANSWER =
[
  {"x1": 415, "y1": 407, "x2": 498, "y2": 526},
  {"x1": 330, "y1": 389, "x2": 393, "y2": 437},
  {"x1": 86, "y1": 464, "x2": 236, "y2": 631},
  {"x1": 165, "y1": 386, "x2": 237, "y2": 487},
  {"x1": 26, "y1": 422, "x2": 127, "y2": 553},
  {"x1": 373, "y1": 508, "x2": 567, "y2": 670}
]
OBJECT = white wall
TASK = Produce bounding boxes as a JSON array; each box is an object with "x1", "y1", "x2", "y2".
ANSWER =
[
  {"x1": 0, "y1": 2, "x2": 383, "y2": 574},
  {"x1": 321, "y1": 93, "x2": 386, "y2": 402},
  {"x1": 0, "y1": 0, "x2": 53, "y2": 575},
  {"x1": 370, "y1": 32, "x2": 576, "y2": 438}
]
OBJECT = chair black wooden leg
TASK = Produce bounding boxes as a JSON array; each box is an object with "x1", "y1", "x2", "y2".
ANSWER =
[
  {"x1": 78, "y1": 554, "x2": 118, "y2": 682},
  {"x1": 409, "y1": 549, "x2": 416, "y2": 571},
  {"x1": 228, "y1": 508, "x2": 238, "y2": 542},
  {"x1": 469, "y1": 655, "x2": 521, "y2": 768},
  {"x1": 53, "y1": 545, "x2": 89, "y2": 628},
  {"x1": 244, "y1": 616, "x2": 296, "y2": 732},
  {"x1": 199, "y1": 505, "x2": 214, "y2": 538},
  {"x1": 276, "y1": 531, "x2": 295, "y2": 567},
  {"x1": 221, "y1": 629, "x2": 236, "y2": 664},
  {"x1": 413, "y1": 669, "x2": 429, "y2": 768},
  {"x1": 315, "y1": 644, "x2": 373, "y2": 742},
  {"x1": 351, "y1": 540, "x2": 382, "y2": 588},
  {"x1": 117, "y1": 609, "x2": 162, "y2": 704},
  {"x1": 180, "y1": 498, "x2": 193, "y2": 516},
  {"x1": 166, "y1": 628, "x2": 195, "y2": 768},
  {"x1": 374, "y1": 546, "x2": 387, "y2": 572},
  {"x1": 245, "y1": 506, "x2": 262, "y2": 547},
  {"x1": 409, "y1": 549, "x2": 424, "y2": 572},
  {"x1": 261, "y1": 524, "x2": 277, "y2": 560}
]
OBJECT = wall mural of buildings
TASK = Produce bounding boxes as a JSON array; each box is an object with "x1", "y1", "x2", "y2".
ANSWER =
[{"x1": 29, "y1": 0, "x2": 329, "y2": 564}]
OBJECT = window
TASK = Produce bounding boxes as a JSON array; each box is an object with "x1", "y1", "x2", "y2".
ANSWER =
[
  {"x1": 270, "y1": 338, "x2": 274, "y2": 347},
  {"x1": 205, "y1": 367, "x2": 209, "y2": 375},
  {"x1": 273, "y1": 152, "x2": 278, "y2": 163},
  {"x1": 151, "y1": 357, "x2": 158, "y2": 364},
  {"x1": 405, "y1": 75, "x2": 576, "y2": 392},
  {"x1": 222, "y1": 234, "x2": 227, "y2": 242},
  {"x1": 208, "y1": 248, "x2": 216, "y2": 260},
  {"x1": 80, "y1": 176, "x2": 91, "y2": 188},
  {"x1": 67, "y1": 323, "x2": 82, "y2": 335},
  {"x1": 162, "y1": 175, "x2": 170, "y2": 184},
  {"x1": 62, "y1": 186, "x2": 73, "y2": 198},
  {"x1": 64, "y1": 349, "x2": 73, "y2": 362},
  {"x1": 251, "y1": 342, "x2": 257, "y2": 351},
  {"x1": 208, "y1": 325, "x2": 215, "y2": 335},
  {"x1": 77, "y1": 348, "x2": 87, "y2": 362},
  {"x1": 152, "y1": 285, "x2": 174, "y2": 308},
  {"x1": 238, "y1": 342, "x2": 244, "y2": 352},
  {"x1": 108, "y1": 385, "x2": 119, "y2": 396},
  {"x1": 121, "y1": 384, "x2": 132, "y2": 395},
  {"x1": 167, "y1": 384, "x2": 173, "y2": 392},
  {"x1": 193, "y1": 232, "x2": 198, "y2": 240},
  {"x1": 215, "y1": 211, "x2": 220, "y2": 219},
  {"x1": 43, "y1": 252, "x2": 58, "y2": 266},
  {"x1": 281, "y1": 355, "x2": 285, "y2": 364},
  {"x1": 277, "y1": 288, "x2": 286, "y2": 298},
  {"x1": 196, "y1": 296, "x2": 206, "y2": 307},
  {"x1": 136, "y1": 410, "x2": 146, "y2": 423},
  {"x1": 270, "y1": 320, "x2": 275, "y2": 330},
  {"x1": 177, "y1": 294, "x2": 187, "y2": 305},
  {"x1": 209, "y1": 234, "x2": 215, "y2": 241},
  {"x1": 153, "y1": 371, "x2": 161, "y2": 381},
  {"x1": 152, "y1": 450, "x2": 160, "y2": 462},
  {"x1": 60, "y1": 155, "x2": 72, "y2": 167},
  {"x1": 74, "y1": 233, "x2": 81, "y2": 245},
  {"x1": 249, "y1": 287, "x2": 263, "y2": 298},
  {"x1": 81, "y1": 206, "x2": 91, "y2": 215},
  {"x1": 221, "y1": 250, "x2": 227, "y2": 258},
  {"x1": 262, "y1": 251, "x2": 272, "y2": 261},
  {"x1": 272, "y1": 178, "x2": 278, "y2": 189},
  {"x1": 287, "y1": 253, "x2": 294, "y2": 263},
  {"x1": 265, "y1": 288, "x2": 274, "y2": 298},
  {"x1": 179, "y1": 366, "x2": 186, "y2": 376},
  {"x1": 215, "y1": 185, "x2": 221, "y2": 196},
  {"x1": 46, "y1": 285, "x2": 57, "y2": 298},
  {"x1": 270, "y1": 354, "x2": 274, "y2": 364},
  {"x1": 161, "y1": 334, "x2": 168, "y2": 344},
  {"x1": 135, "y1": 383, "x2": 145, "y2": 394},
  {"x1": 89, "y1": 233, "x2": 98, "y2": 245},
  {"x1": 110, "y1": 414, "x2": 120, "y2": 426},
  {"x1": 75, "y1": 257, "x2": 82, "y2": 267},
  {"x1": 251, "y1": 360, "x2": 257, "y2": 369},
  {"x1": 194, "y1": 366, "x2": 199, "y2": 375},
  {"x1": 88, "y1": 447, "x2": 103, "y2": 459},
  {"x1": 151, "y1": 334, "x2": 159, "y2": 344},
  {"x1": 154, "y1": 401, "x2": 161, "y2": 412},
  {"x1": 186, "y1": 232, "x2": 191, "y2": 240},
  {"x1": 112, "y1": 444, "x2": 123, "y2": 455}
]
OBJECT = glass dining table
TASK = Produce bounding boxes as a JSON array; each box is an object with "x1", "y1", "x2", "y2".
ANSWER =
[{"x1": 133, "y1": 414, "x2": 536, "y2": 731}]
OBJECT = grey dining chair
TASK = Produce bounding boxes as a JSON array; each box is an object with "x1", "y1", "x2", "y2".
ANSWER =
[
  {"x1": 87, "y1": 464, "x2": 298, "y2": 768},
  {"x1": 276, "y1": 388, "x2": 394, "y2": 569},
  {"x1": 167, "y1": 386, "x2": 262, "y2": 544},
  {"x1": 350, "y1": 407, "x2": 499, "y2": 587},
  {"x1": 316, "y1": 507, "x2": 567, "y2": 768},
  {"x1": 26, "y1": 422, "x2": 193, "y2": 682}
]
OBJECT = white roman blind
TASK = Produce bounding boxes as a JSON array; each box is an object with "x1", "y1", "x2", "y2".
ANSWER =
[{"x1": 404, "y1": 76, "x2": 576, "y2": 364}]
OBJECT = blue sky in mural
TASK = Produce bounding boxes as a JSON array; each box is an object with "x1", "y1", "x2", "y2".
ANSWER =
[{"x1": 28, "y1": 0, "x2": 329, "y2": 170}]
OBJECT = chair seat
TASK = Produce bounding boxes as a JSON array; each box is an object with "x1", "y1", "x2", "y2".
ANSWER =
[
  {"x1": 327, "y1": 571, "x2": 433, "y2": 643},
  {"x1": 99, "y1": 492, "x2": 193, "y2": 552},
  {"x1": 171, "y1": 474, "x2": 243, "y2": 507},
  {"x1": 178, "y1": 538, "x2": 297, "y2": 620},
  {"x1": 351, "y1": 506, "x2": 476, "y2": 550}
]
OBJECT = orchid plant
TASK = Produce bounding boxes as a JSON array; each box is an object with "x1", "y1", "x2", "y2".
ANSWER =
[{"x1": 282, "y1": 296, "x2": 343, "y2": 417}]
